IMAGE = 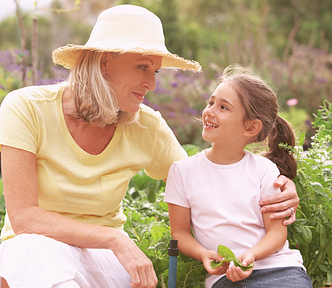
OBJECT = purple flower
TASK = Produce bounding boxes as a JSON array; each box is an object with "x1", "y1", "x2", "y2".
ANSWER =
[
  {"x1": 171, "y1": 82, "x2": 178, "y2": 88},
  {"x1": 315, "y1": 77, "x2": 327, "y2": 84},
  {"x1": 154, "y1": 85, "x2": 171, "y2": 95},
  {"x1": 201, "y1": 93, "x2": 209, "y2": 100},
  {"x1": 0, "y1": 83, "x2": 4, "y2": 90},
  {"x1": 184, "y1": 107, "x2": 198, "y2": 115},
  {"x1": 142, "y1": 98, "x2": 150, "y2": 105},
  {"x1": 168, "y1": 112, "x2": 176, "y2": 118},
  {"x1": 286, "y1": 98, "x2": 298, "y2": 106},
  {"x1": 305, "y1": 120, "x2": 312, "y2": 127}
]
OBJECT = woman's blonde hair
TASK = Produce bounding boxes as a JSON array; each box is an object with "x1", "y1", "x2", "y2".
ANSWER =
[{"x1": 66, "y1": 50, "x2": 138, "y2": 127}]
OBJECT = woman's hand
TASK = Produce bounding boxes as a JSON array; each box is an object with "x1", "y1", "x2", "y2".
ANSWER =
[
  {"x1": 259, "y1": 175, "x2": 299, "y2": 225},
  {"x1": 201, "y1": 250, "x2": 229, "y2": 275},
  {"x1": 2, "y1": 146, "x2": 157, "y2": 288},
  {"x1": 225, "y1": 252, "x2": 254, "y2": 282},
  {"x1": 112, "y1": 233, "x2": 158, "y2": 288}
]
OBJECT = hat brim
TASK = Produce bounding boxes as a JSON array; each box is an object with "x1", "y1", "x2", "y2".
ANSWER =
[{"x1": 52, "y1": 44, "x2": 202, "y2": 72}]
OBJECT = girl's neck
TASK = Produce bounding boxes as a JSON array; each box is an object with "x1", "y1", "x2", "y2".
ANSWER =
[{"x1": 205, "y1": 144, "x2": 245, "y2": 165}]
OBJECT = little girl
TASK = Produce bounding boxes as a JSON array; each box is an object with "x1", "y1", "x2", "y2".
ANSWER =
[{"x1": 164, "y1": 65, "x2": 312, "y2": 288}]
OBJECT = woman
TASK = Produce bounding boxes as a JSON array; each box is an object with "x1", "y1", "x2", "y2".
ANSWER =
[{"x1": 0, "y1": 5, "x2": 299, "y2": 288}]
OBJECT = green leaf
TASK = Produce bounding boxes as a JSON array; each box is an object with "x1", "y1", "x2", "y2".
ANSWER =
[
  {"x1": 327, "y1": 242, "x2": 332, "y2": 263},
  {"x1": 308, "y1": 249, "x2": 326, "y2": 275},
  {"x1": 298, "y1": 132, "x2": 306, "y2": 146},
  {"x1": 293, "y1": 232, "x2": 309, "y2": 246},
  {"x1": 311, "y1": 182, "x2": 328, "y2": 198},
  {"x1": 131, "y1": 170, "x2": 152, "y2": 190},
  {"x1": 217, "y1": 245, "x2": 236, "y2": 259},
  {"x1": 293, "y1": 224, "x2": 312, "y2": 244},
  {"x1": 182, "y1": 144, "x2": 199, "y2": 156},
  {"x1": 317, "y1": 222, "x2": 327, "y2": 248},
  {"x1": 0, "y1": 194, "x2": 5, "y2": 215},
  {"x1": 210, "y1": 245, "x2": 253, "y2": 271}
]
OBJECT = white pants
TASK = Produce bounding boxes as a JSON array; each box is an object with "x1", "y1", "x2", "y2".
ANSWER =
[{"x1": 0, "y1": 234, "x2": 131, "y2": 288}]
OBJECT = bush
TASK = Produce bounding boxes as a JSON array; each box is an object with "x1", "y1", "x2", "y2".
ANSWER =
[{"x1": 288, "y1": 101, "x2": 332, "y2": 288}]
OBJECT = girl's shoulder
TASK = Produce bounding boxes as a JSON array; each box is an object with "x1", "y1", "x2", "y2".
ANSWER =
[
  {"x1": 171, "y1": 151, "x2": 203, "y2": 170},
  {"x1": 245, "y1": 150, "x2": 278, "y2": 170}
]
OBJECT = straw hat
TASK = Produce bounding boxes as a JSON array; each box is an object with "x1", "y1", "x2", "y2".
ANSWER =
[{"x1": 52, "y1": 5, "x2": 201, "y2": 72}]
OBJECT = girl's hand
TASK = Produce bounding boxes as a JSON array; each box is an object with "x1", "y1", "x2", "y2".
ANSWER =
[
  {"x1": 201, "y1": 250, "x2": 230, "y2": 275},
  {"x1": 259, "y1": 175, "x2": 299, "y2": 225},
  {"x1": 225, "y1": 252, "x2": 254, "y2": 282}
]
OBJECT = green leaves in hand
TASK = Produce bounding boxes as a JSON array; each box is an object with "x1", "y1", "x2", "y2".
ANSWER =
[{"x1": 210, "y1": 245, "x2": 253, "y2": 271}]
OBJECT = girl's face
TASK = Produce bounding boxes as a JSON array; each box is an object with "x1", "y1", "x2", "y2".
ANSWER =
[
  {"x1": 102, "y1": 53, "x2": 162, "y2": 113},
  {"x1": 202, "y1": 83, "x2": 247, "y2": 146}
]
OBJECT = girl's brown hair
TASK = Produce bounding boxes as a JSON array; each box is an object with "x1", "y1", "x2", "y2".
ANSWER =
[{"x1": 219, "y1": 65, "x2": 297, "y2": 179}]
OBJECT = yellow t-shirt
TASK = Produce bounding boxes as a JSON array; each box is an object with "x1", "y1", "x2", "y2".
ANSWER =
[{"x1": 0, "y1": 84, "x2": 187, "y2": 240}]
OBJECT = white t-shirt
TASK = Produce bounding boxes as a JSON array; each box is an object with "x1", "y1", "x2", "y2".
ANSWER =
[{"x1": 164, "y1": 150, "x2": 303, "y2": 288}]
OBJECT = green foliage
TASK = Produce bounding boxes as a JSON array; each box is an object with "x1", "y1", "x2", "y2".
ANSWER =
[
  {"x1": 279, "y1": 106, "x2": 310, "y2": 134},
  {"x1": 287, "y1": 102, "x2": 332, "y2": 288},
  {"x1": 124, "y1": 163, "x2": 206, "y2": 287},
  {"x1": 312, "y1": 100, "x2": 332, "y2": 136},
  {"x1": 211, "y1": 245, "x2": 253, "y2": 271}
]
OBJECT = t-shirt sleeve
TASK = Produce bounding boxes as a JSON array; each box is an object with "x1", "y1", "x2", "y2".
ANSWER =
[
  {"x1": 164, "y1": 161, "x2": 190, "y2": 208},
  {"x1": 260, "y1": 163, "x2": 281, "y2": 199},
  {"x1": 144, "y1": 117, "x2": 187, "y2": 180},
  {"x1": 0, "y1": 91, "x2": 38, "y2": 154}
]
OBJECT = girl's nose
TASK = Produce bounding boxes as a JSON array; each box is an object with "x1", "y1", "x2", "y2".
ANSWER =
[{"x1": 204, "y1": 106, "x2": 215, "y2": 117}]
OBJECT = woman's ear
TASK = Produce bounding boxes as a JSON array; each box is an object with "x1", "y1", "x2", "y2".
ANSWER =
[
  {"x1": 244, "y1": 119, "x2": 262, "y2": 137},
  {"x1": 100, "y1": 52, "x2": 109, "y2": 72}
]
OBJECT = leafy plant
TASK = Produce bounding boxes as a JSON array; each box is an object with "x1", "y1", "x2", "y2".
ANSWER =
[
  {"x1": 210, "y1": 245, "x2": 253, "y2": 271},
  {"x1": 124, "y1": 167, "x2": 206, "y2": 288},
  {"x1": 287, "y1": 101, "x2": 332, "y2": 288}
]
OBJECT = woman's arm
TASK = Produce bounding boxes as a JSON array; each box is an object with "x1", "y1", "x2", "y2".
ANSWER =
[
  {"x1": 259, "y1": 175, "x2": 299, "y2": 225},
  {"x1": 225, "y1": 212, "x2": 287, "y2": 282},
  {"x1": 1, "y1": 145, "x2": 157, "y2": 288},
  {"x1": 168, "y1": 203, "x2": 229, "y2": 275}
]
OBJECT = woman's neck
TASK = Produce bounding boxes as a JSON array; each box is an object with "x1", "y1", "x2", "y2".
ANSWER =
[{"x1": 205, "y1": 144, "x2": 245, "y2": 165}]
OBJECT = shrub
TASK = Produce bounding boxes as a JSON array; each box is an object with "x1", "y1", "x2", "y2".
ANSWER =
[{"x1": 288, "y1": 101, "x2": 332, "y2": 288}]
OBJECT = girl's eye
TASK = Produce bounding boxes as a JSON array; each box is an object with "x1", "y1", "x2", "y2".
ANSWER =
[
  {"x1": 221, "y1": 105, "x2": 228, "y2": 111},
  {"x1": 208, "y1": 101, "x2": 214, "y2": 106},
  {"x1": 154, "y1": 70, "x2": 160, "y2": 76}
]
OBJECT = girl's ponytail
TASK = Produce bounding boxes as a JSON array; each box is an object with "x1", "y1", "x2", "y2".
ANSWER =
[{"x1": 265, "y1": 116, "x2": 297, "y2": 179}]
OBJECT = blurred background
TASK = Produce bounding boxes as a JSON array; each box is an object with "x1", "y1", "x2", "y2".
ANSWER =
[{"x1": 1, "y1": 0, "x2": 331, "y2": 150}]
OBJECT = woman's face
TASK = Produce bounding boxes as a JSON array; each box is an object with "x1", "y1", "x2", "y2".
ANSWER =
[{"x1": 102, "y1": 53, "x2": 162, "y2": 113}]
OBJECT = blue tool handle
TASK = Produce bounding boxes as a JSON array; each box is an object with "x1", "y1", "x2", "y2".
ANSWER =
[
  {"x1": 168, "y1": 256, "x2": 178, "y2": 288},
  {"x1": 168, "y1": 239, "x2": 179, "y2": 288}
]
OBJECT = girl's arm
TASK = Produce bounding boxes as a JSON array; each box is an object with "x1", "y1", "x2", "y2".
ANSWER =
[
  {"x1": 260, "y1": 175, "x2": 299, "y2": 225},
  {"x1": 1, "y1": 145, "x2": 157, "y2": 288},
  {"x1": 225, "y1": 211, "x2": 287, "y2": 282},
  {"x1": 168, "y1": 203, "x2": 229, "y2": 275}
]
